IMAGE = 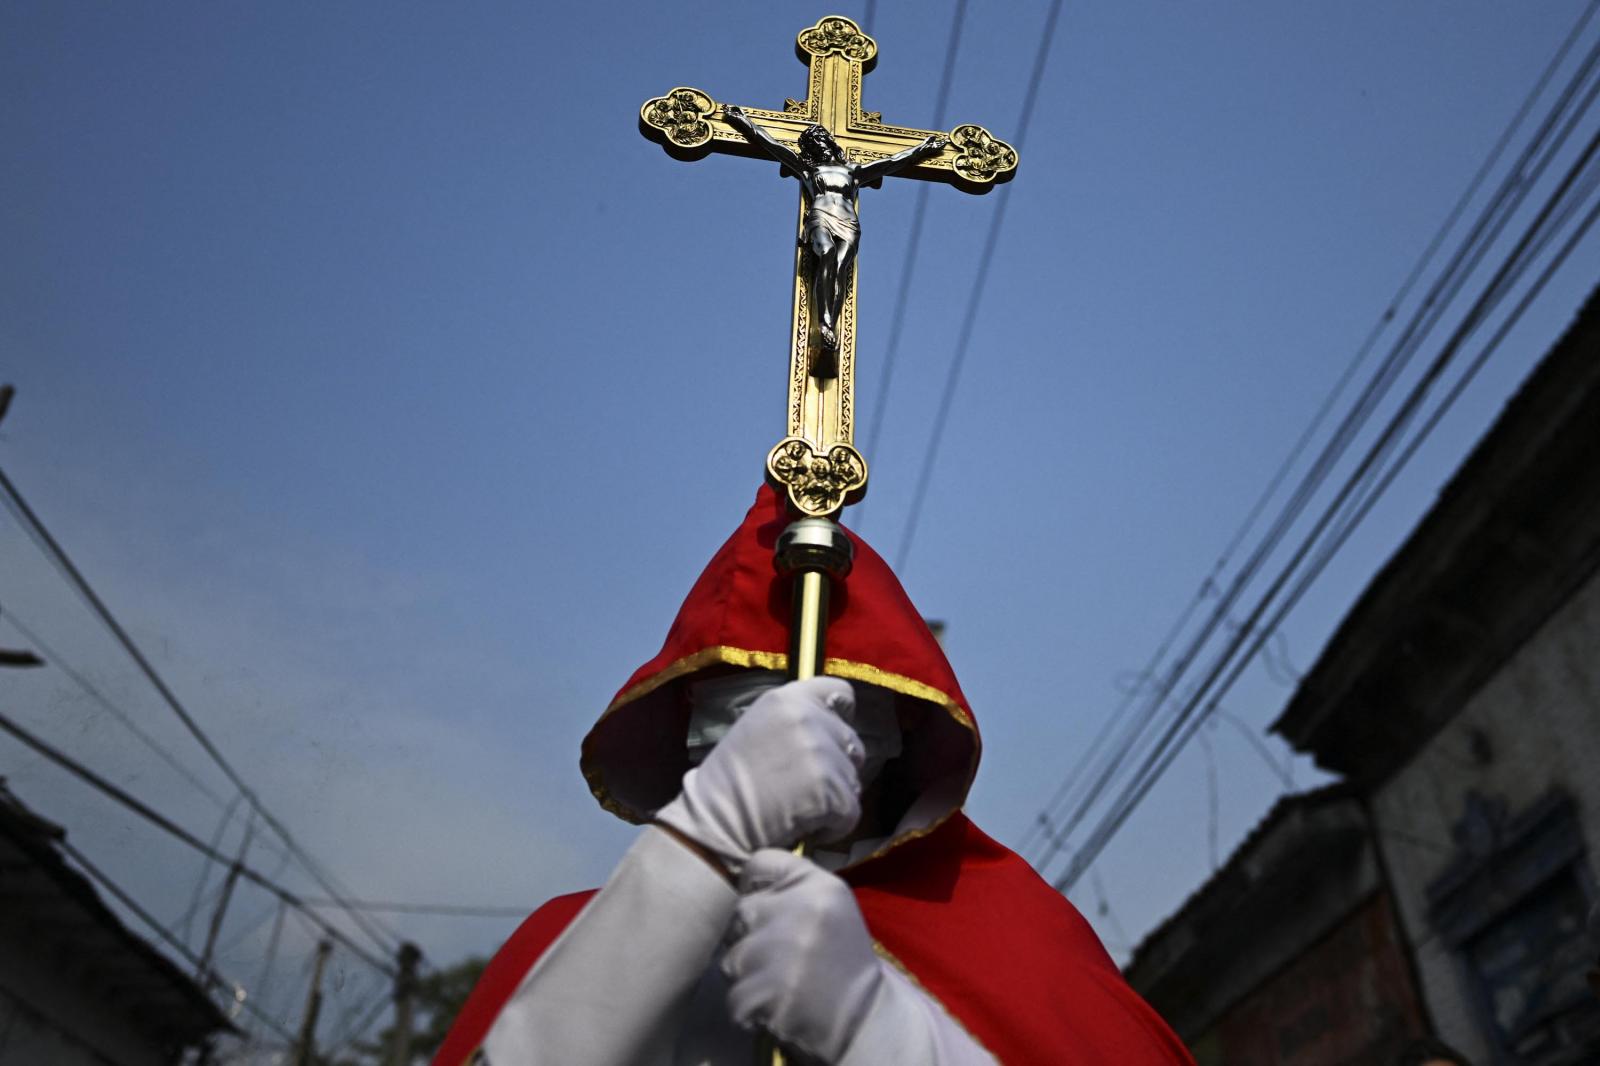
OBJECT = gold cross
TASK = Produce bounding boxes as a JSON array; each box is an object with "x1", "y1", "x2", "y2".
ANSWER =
[{"x1": 640, "y1": 15, "x2": 1018, "y2": 517}]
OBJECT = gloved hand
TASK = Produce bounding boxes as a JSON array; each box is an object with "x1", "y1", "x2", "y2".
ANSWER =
[
  {"x1": 721, "y1": 848, "x2": 885, "y2": 1064},
  {"x1": 655, "y1": 676, "x2": 865, "y2": 877}
]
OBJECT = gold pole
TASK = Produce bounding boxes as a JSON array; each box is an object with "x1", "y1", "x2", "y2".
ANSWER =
[
  {"x1": 762, "y1": 569, "x2": 829, "y2": 1066},
  {"x1": 789, "y1": 570, "x2": 829, "y2": 681},
  {"x1": 765, "y1": 517, "x2": 852, "y2": 1066}
]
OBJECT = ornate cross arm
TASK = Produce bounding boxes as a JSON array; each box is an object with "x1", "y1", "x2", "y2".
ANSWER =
[
  {"x1": 636, "y1": 15, "x2": 1019, "y2": 521},
  {"x1": 640, "y1": 88, "x2": 1016, "y2": 190}
]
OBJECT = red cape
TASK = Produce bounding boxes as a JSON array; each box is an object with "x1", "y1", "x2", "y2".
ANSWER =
[
  {"x1": 434, "y1": 814, "x2": 1191, "y2": 1065},
  {"x1": 436, "y1": 488, "x2": 1192, "y2": 1063}
]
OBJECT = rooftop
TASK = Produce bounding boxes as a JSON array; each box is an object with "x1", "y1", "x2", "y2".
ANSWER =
[
  {"x1": 0, "y1": 779, "x2": 235, "y2": 1052},
  {"x1": 1271, "y1": 286, "x2": 1600, "y2": 782}
]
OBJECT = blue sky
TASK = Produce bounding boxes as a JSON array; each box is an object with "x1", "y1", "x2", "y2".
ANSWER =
[{"x1": 4, "y1": 0, "x2": 1599, "y2": 1047}]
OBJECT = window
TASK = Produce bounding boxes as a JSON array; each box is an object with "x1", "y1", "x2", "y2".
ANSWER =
[{"x1": 1428, "y1": 790, "x2": 1600, "y2": 1064}]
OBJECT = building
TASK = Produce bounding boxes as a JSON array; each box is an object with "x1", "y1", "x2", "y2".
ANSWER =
[
  {"x1": 1131, "y1": 288, "x2": 1600, "y2": 1065},
  {"x1": 0, "y1": 780, "x2": 232, "y2": 1065},
  {"x1": 1272, "y1": 288, "x2": 1600, "y2": 1062},
  {"x1": 1124, "y1": 785, "x2": 1427, "y2": 1064}
]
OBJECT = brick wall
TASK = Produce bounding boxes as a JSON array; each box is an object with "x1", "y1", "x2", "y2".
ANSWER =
[{"x1": 1194, "y1": 891, "x2": 1424, "y2": 1066}]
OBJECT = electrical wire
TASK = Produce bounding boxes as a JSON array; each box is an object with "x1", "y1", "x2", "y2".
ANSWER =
[
  {"x1": 55, "y1": 836, "x2": 299, "y2": 1045},
  {"x1": 1043, "y1": 64, "x2": 1600, "y2": 877},
  {"x1": 1045, "y1": 28, "x2": 1600, "y2": 864},
  {"x1": 1054, "y1": 124, "x2": 1600, "y2": 891},
  {"x1": 251, "y1": 900, "x2": 289, "y2": 1040},
  {"x1": 1087, "y1": 868, "x2": 1131, "y2": 951},
  {"x1": 1060, "y1": 135, "x2": 1600, "y2": 890},
  {"x1": 176, "y1": 796, "x2": 243, "y2": 945},
  {"x1": 327, "y1": 987, "x2": 392, "y2": 1060},
  {"x1": 212, "y1": 851, "x2": 298, "y2": 958},
  {"x1": 0, "y1": 704, "x2": 397, "y2": 977},
  {"x1": 0, "y1": 609, "x2": 233, "y2": 811},
  {"x1": 858, "y1": 0, "x2": 969, "y2": 512},
  {"x1": 0, "y1": 465, "x2": 402, "y2": 959},
  {"x1": 1194, "y1": 726, "x2": 1220, "y2": 872},
  {"x1": 895, "y1": 0, "x2": 1067, "y2": 570},
  {"x1": 0, "y1": 608, "x2": 309, "y2": 908},
  {"x1": 1213, "y1": 707, "x2": 1296, "y2": 789},
  {"x1": 1026, "y1": 14, "x2": 1600, "y2": 873}
]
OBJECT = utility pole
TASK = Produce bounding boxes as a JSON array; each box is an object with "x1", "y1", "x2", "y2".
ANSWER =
[
  {"x1": 388, "y1": 942, "x2": 422, "y2": 1066},
  {"x1": 293, "y1": 938, "x2": 333, "y2": 1066}
]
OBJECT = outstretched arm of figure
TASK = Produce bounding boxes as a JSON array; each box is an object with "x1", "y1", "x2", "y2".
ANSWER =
[
  {"x1": 854, "y1": 134, "x2": 947, "y2": 186},
  {"x1": 482, "y1": 679, "x2": 866, "y2": 1065},
  {"x1": 723, "y1": 105, "x2": 807, "y2": 174}
]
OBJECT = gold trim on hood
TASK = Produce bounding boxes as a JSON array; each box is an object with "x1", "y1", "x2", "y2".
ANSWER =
[{"x1": 579, "y1": 644, "x2": 979, "y2": 870}]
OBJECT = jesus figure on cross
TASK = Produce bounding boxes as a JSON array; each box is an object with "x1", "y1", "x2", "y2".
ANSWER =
[{"x1": 723, "y1": 105, "x2": 945, "y2": 373}]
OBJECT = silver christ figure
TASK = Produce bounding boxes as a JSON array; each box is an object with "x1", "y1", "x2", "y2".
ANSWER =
[{"x1": 723, "y1": 106, "x2": 945, "y2": 372}]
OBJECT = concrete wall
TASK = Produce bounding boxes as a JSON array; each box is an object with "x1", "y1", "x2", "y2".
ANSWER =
[
  {"x1": 1370, "y1": 564, "x2": 1600, "y2": 1063},
  {"x1": 0, "y1": 918, "x2": 173, "y2": 1066}
]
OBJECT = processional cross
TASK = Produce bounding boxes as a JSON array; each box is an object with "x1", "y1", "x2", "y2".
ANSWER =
[
  {"x1": 640, "y1": 15, "x2": 1018, "y2": 520},
  {"x1": 638, "y1": 19, "x2": 1018, "y2": 1063}
]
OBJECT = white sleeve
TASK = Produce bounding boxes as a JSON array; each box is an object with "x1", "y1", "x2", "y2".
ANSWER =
[
  {"x1": 837, "y1": 962, "x2": 998, "y2": 1066},
  {"x1": 484, "y1": 826, "x2": 737, "y2": 1066}
]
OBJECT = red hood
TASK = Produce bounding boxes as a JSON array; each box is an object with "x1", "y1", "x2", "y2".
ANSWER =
[{"x1": 580, "y1": 484, "x2": 980, "y2": 863}]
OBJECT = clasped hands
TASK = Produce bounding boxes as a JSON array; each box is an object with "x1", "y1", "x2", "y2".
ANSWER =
[{"x1": 655, "y1": 678, "x2": 887, "y2": 1063}]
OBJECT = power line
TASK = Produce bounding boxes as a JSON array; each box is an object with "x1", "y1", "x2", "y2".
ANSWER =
[
  {"x1": 1, "y1": 606, "x2": 306, "y2": 900},
  {"x1": 1086, "y1": 868, "x2": 1131, "y2": 951},
  {"x1": 1213, "y1": 707, "x2": 1295, "y2": 790},
  {"x1": 252, "y1": 900, "x2": 290, "y2": 1041},
  {"x1": 55, "y1": 835, "x2": 299, "y2": 1046},
  {"x1": 1060, "y1": 131, "x2": 1600, "y2": 889},
  {"x1": 1, "y1": 609, "x2": 234, "y2": 811},
  {"x1": 327, "y1": 989, "x2": 393, "y2": 1060},
  {"x1": 1041, "y1": 82, "x2": 1600, "y2": 886},
  {"x1": 0, "y1": 465, "x2": 401, "y2": 959},
  {"x1": 0, "y1": 703, "x2": 398, "y2": 978},
  {"x1": 176, "y1": 796, "x2": 244, "y2": 945},
  {"x1": 1025, "y1": 0, "x2": 1600, "y2": 865},
  {"x1": 895, "y1": 0, "x2": 1067, "y2": 570},
  {"x1": 858, "y1": 0, "x2": 969, "y2": 510},
  {"x1": 323, "y1": 969, "x2": 382, "y2": 1054},
  {"x1": 1045, "y1": 20, "x2": 1600, "y2": 858},
  {"x1": 213, "y1": 853, "x2": 297, "y2": 958},
  {"x1": 1194, "y1": 726, "x2": 1220, "y2": 872},
  {"x1": 1018, "y1": 580, "x2": 1214, "y2": 860},
  {"x1": 1054, "y1": 113, "x2": 1600, "y2": 891},
  {"x1": 1205, "y1": 0, "x2": 1600, "y2": 580},
  {"x1": 1026, "y1": 9, "x2": 1600, "y2": 874}
]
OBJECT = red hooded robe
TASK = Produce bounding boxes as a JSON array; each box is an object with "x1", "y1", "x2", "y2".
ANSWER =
[{"x1": 436, "y1": 486, "x2": 1193, "y2": 1065}]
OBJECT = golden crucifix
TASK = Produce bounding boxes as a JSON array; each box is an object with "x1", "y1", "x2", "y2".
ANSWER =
[{"x1": 640, "y1": 15, "x2": 1018, "y2": 519}]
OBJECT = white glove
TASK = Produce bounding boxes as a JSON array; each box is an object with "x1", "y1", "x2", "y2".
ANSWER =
[
  {"x1": 656, "y1": 677, "x2": 865, "y2": 876},
  {"x1": 724, "y1": 849, "x2": 999, "y2": 1066},
  {"x1": 722, "y1": 848, "x2": 884, "y2": 1063}
]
